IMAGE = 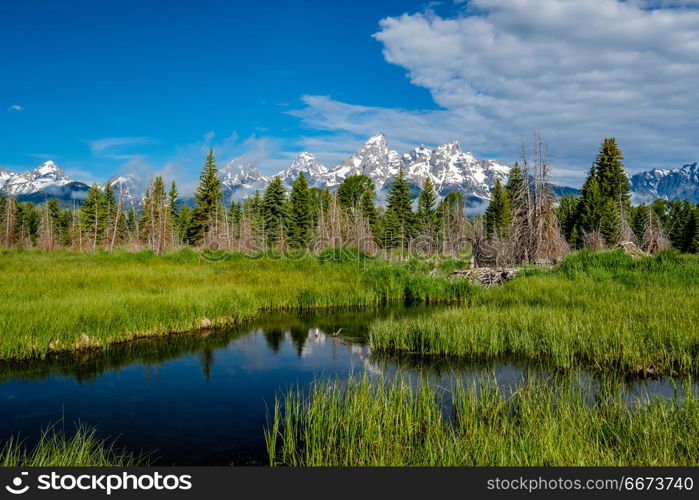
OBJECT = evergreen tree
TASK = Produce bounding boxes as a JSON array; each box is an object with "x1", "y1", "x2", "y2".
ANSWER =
[
  {"x1": 261, "y1": 177, "x2": 287, "y2": 248},
  {"x1": 177, "y1": 205, "x2": 193, "y2": 242},
  {"x1": 288, "y1": 172, "x2": 313, "y2": 248},
  {"x1": 338, "y1": 175, "x2": 373, "y2": 213},
  {"x1": 682, "y1": 207, "x2": 698, "y2": 253},
  {"x1": 484, "y1": 179, "x2": 511, "y2": 239},
  {"x1": 416, "y1": 177, "x2": 438, "y2": 236},
  {"x1": 599, "y1": 198, "x2": 621, "y2": 244},
  {"x1": 15, "y1": 202, "x2": 39, "y2": 245},
  {"x1": 383, "y1": 167, "x2": 414, "y2": 248},
  {"x1": 360, "y1": 186, "x2": 377, "y2": 228},
  {"x1": 81, "y1": 183, "x2": 102, "y2": 249},
  {"x1": 594, "y1": 138, "x2": 630, "y2": 208},
  {"x1": 577, "y1": 172, "x2": 605, "y2": 235},
  {"x1": 189, "y1": 149, "x2": 223, "y2": 244},
  {"x1": 505, "y1": 161, "x2": 526, "y2": 209},
  {"x1": 557, "y1": 194, "x2": 579, "y2": 245},
  {"x1": 228, "y1": 201, "x2": 243, "y2": 239},
  {"x1": 168, "y1": 181, "x2": 179, "y2": 223},
  {"x1": 100, "y1": 182, "x2": 118, "y2": 233},
  {"x1": 126, "y1": 206, "x2": 138, "y2": 241}
]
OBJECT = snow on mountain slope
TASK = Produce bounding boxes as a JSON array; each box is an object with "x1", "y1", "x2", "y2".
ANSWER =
[
  {"x1": 308, "y1": 134, "x2": 511, "y2": 204},
  {"x1": 107, "y1": 173, "x2": 143, "y2": 209},
  {"x1": 0, "y1": 161, "x2": 72, "y2": 195},
  {"x1": 217, "y1": 156, "x2": 269, "y2": 204},
  {"x1": 631, "y1": 162, "x2": 699, "y2": 204},
  {"x1": 278, "y1": 152, "x2": 328, "y2": 188}
]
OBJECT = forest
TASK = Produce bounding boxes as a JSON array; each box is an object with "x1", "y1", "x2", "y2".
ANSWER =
[{"x1": 1, "y1": 137, "x2": 697, "y2": 260}]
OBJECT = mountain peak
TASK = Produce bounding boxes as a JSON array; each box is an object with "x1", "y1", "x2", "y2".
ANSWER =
[
  {"x1": 281, "y1": 152, "x2": 328, "y2": 183},
  {"x1": 365, "y1": 133, "x2": 387, "y2": 147},
  {"x1": 31, "y1": 160, "x2": 67, "y2": 180}
]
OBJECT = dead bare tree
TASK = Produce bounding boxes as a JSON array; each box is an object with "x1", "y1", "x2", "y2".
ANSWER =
[{"x1": 509, "y1": 135, "x2": 569, "y2": 265}]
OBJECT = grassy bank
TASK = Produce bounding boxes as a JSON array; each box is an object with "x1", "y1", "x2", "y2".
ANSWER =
[
  {"x1": 0, "y1": 426, "x2": 143, "y2": 466},
  {"x1": 266, "y1": 376, "x2": 698, "y2": 466},
  {"x1": 370, "y1": 250, "x2": 699, "y2": 375},
  {"x1": 0, "y1": 248, "x2": 472, "y2": 360}
]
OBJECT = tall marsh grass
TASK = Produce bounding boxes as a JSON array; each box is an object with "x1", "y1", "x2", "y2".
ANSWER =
[
  {"x1": 0, "y1": 425, "x2": 144, "y2": 466},
  {"x1": 0, "y1": 249, "x2": 472, "y2": 360},
  {"x1": 370, "y1": 250, "x2": 699, "y2": 375},
  {"x1": 265, "y1": 376, "x2": 698, "y2": 466}
]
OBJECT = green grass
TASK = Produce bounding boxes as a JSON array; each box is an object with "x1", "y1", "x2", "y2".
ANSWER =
[
  {"x1": 0, "y1": 248, "x2": 473, "y2": 360},
  {"x1": 265, "y1": 375, "x2": 698, "y2": 466},
  {"x1": 370, "y1": 250, "x2": 699, "y2": 375},
  {"x1": 0, "y1": 425, "x2": 145, "y2": 466}
]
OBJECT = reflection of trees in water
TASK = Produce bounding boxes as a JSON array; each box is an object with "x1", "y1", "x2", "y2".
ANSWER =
[
  {"x1": 199, "y1": 348, "x2": 214, "y2": 382},
  {"x1": 262, "y1": 329, "x2": 284, "y2": 353},
  {"x1": 288, "y1": 328, "x2": 308, "y2": 358}
]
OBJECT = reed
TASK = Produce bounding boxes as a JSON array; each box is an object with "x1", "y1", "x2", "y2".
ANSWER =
[
  {"x1": 0, "y1": 248, "x2": 472, "y2": 360},
  {"x1": 0, "y1": 425, "x2": 145, "y2": 466},
  {"x1": 370, "y1": 250, "x2": 699, "y2": 375},
  {"x1": 265, "y1": 375, "x2": 698, "y2": 466}
]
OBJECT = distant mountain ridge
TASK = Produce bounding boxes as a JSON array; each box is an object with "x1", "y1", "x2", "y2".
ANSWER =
[
  {"x1": 630, "y1": 162, "x2": 699, "y2": 204},
  {"x1": 2, "y1": 135, "x2": 696, "y2": 207},
  {"x1": 216, "y1": 133, "x2": 514, "y2": 207}
]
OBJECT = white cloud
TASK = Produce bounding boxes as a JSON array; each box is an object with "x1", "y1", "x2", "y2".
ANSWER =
[
  {"x1": 293, "y1": 0, "x2": 699, "y2": 185},
  {"x1": 87, "y1": 136, "x2": 152, "y2": 159},
  {"x1": 8, "y1": 104, "x2": 23, "y2": 112}
]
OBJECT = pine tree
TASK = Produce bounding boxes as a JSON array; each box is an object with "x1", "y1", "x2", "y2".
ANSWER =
[
  {"x1": 360, "y1": 187, "x2": 377, "y2": 228},
  {"x1": 338, "y1": 175, "x2": 373, "y2": 213},
  {"x1": 126, "y1": 206, "x2": 138, "y2": 244},
  {"x1": 228, "y1": 201, "x2": 243, "y2": 239},
  {"x1": 383, "y1": 167, "x2": 414, "y2": 249},
  {"x1": 100, "y1": 182, "x2": 118, "y2": 236},
  {"x1": 168, "y1": 181, "x2": 179, "y2": 222},
  {"x1": 505, "y1": 161, "x2": 526, "y2": 210},
  {"x1": 599, "y1": 198, "x2": 621, "y2": 245},
  {"x1": 416, "y1": 177, "x2": 438, "y2": 237},
  {"x1": 288, "y1": 172, "x2": 313, "y2": 248},
  {"x1": 682, "y1": 208, "x2": 698, "y2": 253},
  {"x1": 189, "y1": 149, "x2": 223, "y2": 244},
  {"x1": 484, "y1": 179, "x2": 511, "y2": 239},
  {"x1": 557, "y1": 194, "x2": 579, "y2": 246},
  {"x1": 15, "y1": 202, "x2": 39, "y2": 247},
  {"x1": 81, "y1": 183, "x2": 102, "y2": 250},
  {"x1": 261, "y1": 177, "x2": 287, "y2": 248},
  {"x1": 594, "y1": 138, "x2": 630, "y2": 208},
  {"x1": 177, "y1": 205, "x2": 193, "y2": 243},
  {"x1": 577, "y1": 172, "x2": 604, "y2": 235}
]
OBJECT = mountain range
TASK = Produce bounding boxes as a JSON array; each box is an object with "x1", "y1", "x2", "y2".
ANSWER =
[{"x1": 1, "y1": 134, "x2": 697, "y2": 208}]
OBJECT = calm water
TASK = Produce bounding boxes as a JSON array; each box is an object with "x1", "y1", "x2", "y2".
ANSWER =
[{"x1": 0, "y1": 305, "x2": 694, "y2": 465}]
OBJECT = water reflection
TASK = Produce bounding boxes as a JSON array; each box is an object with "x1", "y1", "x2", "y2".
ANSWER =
[{"x1": 0, "y1": 304, "x2": 695, "y2": 465}]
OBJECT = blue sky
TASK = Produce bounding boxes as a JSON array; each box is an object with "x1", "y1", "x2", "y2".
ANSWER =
[{"x1": 2, "y1": 0, "x2": 698, "y2": 192}]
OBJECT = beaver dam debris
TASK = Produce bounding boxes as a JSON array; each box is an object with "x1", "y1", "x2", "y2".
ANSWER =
[{"x1": 451, "y1": 267, "x2": 520, "y2": 286}]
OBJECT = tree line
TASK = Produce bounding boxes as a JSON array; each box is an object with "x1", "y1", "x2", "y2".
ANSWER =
[{"x1": 1, "y1": 138, "x2": 697, "y2": 258}]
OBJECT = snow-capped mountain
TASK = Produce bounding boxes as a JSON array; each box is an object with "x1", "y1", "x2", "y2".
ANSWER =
[
  {"x1": 0, "y1": 161, "x2": 90, "y2": 205},
  {"x1": 309, "y1": 134, "x2": 511, "y2": 205},
  {"x1": 214, "y1": 134, "x2": 513, "y2": 206},
  {"x1": 107, "y1": 173, "x2": 142, "y2": 209},
  {"x1": 24, "y1": 134, "x2": 699, "y2": 210},
  {"x1": 319, "y1": 133, "x2": 404, "y2": 190},
  {"x1": 631, "y1": 162, "x2": 699, "y2": 204},
  {"x1": 217, "y1": 156, "x2": 270, "y2": 204},
  {"x1": 0, "y1": 161, "x2": 72, "y2": 195},
  {"x1": 278, "y1": 152, "x2": 328, "y2": 188}
]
